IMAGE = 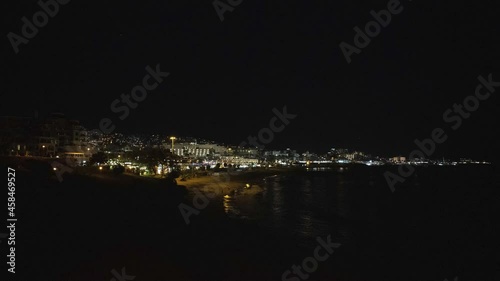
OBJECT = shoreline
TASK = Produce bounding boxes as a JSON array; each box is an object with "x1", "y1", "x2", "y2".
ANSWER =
[{"x1": 178, "y1": 168, "x2": 291, "y2": 196}]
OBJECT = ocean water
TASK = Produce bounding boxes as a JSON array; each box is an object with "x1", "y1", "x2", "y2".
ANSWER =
[
  {"x1": 222, "y1": 165, "x2": 500, "y2": 280},
  {"x1": 6, "y1": 159, "x2": 499, "y2": 280}
]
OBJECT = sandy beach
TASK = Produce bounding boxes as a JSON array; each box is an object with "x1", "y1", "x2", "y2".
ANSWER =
[{"x1": 178, "y1": 168, "x2": 292, "y2": 197}]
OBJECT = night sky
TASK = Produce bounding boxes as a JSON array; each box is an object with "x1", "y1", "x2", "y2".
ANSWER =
[{"x1": 1, "y1": 0, "x2": 499, "y2": 159}]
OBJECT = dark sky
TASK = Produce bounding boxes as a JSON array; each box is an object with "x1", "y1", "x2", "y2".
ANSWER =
[{"x1": 1, "y1": 0, "x2": 499, "y2": 159}]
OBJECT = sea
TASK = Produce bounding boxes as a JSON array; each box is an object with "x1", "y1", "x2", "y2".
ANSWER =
[
  {"x1": 6, "y1": 160, "x2": 499, "y2": 281},
  {"x1": 221, "y1": 164, "x2": 500, "y2": 281}
]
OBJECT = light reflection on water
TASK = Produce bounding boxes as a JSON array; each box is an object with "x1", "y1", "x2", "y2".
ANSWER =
[
  {"x1": 219, "y1": 167, "x2": 411, "y2": 249},
  {"x1": 218, "y1": 172, "x2": 362, "y2": 246},
  {"x1": 215, "y1": 165, "x2": 497, "y2": 278},
  {"x1": 223, "y1": 195, "x2": 241, "y2": 219}
]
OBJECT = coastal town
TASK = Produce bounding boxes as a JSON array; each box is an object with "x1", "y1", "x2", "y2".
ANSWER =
[{"x1": 0, "y1": 112, "x2": 490, "y2": 179}]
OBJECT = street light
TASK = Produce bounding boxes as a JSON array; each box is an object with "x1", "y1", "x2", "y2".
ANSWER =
[{"x1": 169, "y1": 136, "x2": 176, "y2": 154}]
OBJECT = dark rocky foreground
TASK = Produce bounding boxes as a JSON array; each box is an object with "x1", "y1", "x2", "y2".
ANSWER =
[{"x1": 3, "y1": 159, "x2": 342, "y2": 281}]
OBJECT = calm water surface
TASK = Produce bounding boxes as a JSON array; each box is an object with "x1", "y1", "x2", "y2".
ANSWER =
[{"x1": 222, "y1": 165, "x2": 500, "y2": 280}]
